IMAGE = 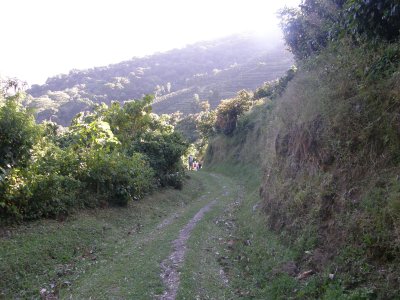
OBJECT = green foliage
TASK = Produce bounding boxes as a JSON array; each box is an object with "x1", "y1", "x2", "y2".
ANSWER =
[
  {"x1": 67, "y1": 119, "x2": 120, "y2": 151},
  {"x1": 0, "y1": 95, "x2": 40, "y2": 169},
  {"x1": 81, "y1": 150, "x2": 154, "y2": 206},
  {"x1": 175, "y1": 115, "x2": 199, "y2": 143},
  {"x1": 345, "y1": 0, "x2": 400, "y2": 41},
  {"x1": 132, "y1": 131, "x2": 188, "y2": 189},
  {"x1": 0, "y1": 94, "x2": 187, "y2": 223},
  {"x1": 280, "y1": 0, "x2": 342, "y2": 60},
  {"x1": 280, "y1": 0, "x2": 400, "y2": 61},
  {"x1": 365, "y1": 42, "x2": 400, "y2": 80},
  {"x1": 254, "y1": 67, "x2": 297, "y2": 100},
  {"x1": 67, "y1": 95, "x2": 187, "y2": 193},
  {"x1": 215, "y1": 90, "x2": 252, "y2": 135},
  {"x1": 96, "y1": 95, "x2": 189, "y2": 189},
  {"x1": 26, "y1": 34, "x2": 293, "y2": 125},
  {"x1": 173, "y1": 100, "x2": 216, "y2": 164},
  {"x1": 102, "y1": 95, "x2": 154, "y2": 144},
  {"x1": 0, "y1": 140, "x2": 82, "y2": 221},
  {"x1": 196, "y1": 107, "x2": 217, "y2": 140}
]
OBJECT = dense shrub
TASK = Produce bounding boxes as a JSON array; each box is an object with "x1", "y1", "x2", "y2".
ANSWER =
[
  {"x1": 132, "y1": 131, "x2": 188, "y2": 188},
  {"x1": 254, "y1": 67, "x2": 297, "y2": 100},
  {"x1": 0, "y1": 142, "x2": 82, "y2": 221},
  {"x1": 345, "y1": 0, "x2": 400, "y2": 41},
  {"x1": 0, "y1": 96, "x2": 40, "y2": 169},
  {"x1": 81, "y1": 150, "x2": 154, "y2": 206},
  {"x1": 0, "y1": 94, "x2": 187, "y2": 223},
  {"x1": 280, "y1": 0, "x2": 400, "y2": 61},
  {"x1": 279, "y1": 0, "x2": 342, "y2": 60},
  {"x1": 98, "y1": 96, "x2": 189, "y2": 189},
  {"x1": 215, "y1": 90, "x2": 252, "y2": 135},
  {"x1": 175, "y1": 115, "x2": 199, "y2": 143}
]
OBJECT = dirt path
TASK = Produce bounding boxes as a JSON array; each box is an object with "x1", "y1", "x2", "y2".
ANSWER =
[
  {"x1": 158, "y1": 199, "x2": 218, "y2": 300},
  {"x1": 56, "y1": 172, "x2": 237, "y2": 299}
]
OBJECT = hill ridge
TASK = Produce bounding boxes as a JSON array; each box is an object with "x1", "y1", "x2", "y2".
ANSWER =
[{"x1": 24, "y1": 33, "x2": 293, "y2": 125}]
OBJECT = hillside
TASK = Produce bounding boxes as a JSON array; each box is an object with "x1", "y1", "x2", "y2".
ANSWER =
[
  {"x1": 25, "y1": 33, "x2": 293, "y2": 125},
  {"x1": 4, "y1": 1, "x2": 400, "y2": 298},
  {"x1": 204, "y1": 1, "x2": 400, "y2": 298}
]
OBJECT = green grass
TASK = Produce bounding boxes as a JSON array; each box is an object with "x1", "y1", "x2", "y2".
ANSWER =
[
  {"x1": 2, "y1": 162, "x2": 383, "y2": 299},
  {"x1": 203, "y1": 158, "x2": 397, "y2": 299},
  {"x1": 202, "y1": 163, "x2": 348, "y2": 299},
  {"x1": 65, "y1": 172, "x2": 235, "y2": 299},
  {"x1": 177, "y1": 173, "x2": 239, "y2": 299},
  {"x1": 203, "y1": 163, "x2": 300, "y2": 298},
  {"x1": 1, "y1": 171, "x2": 246, "y2": 299},
  {"x1": 0, "y1": 174, "x2": 204, "y2": 299}
]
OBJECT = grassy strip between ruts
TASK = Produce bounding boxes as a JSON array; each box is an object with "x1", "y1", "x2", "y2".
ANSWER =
[
  {"x1": 176, "y1": 173, "x2": 240, "y2": 299},
  {"x1": 211, "y1": 163, "x2": 301, "y2": 299},
  {"x1": 0, "y1": 173, "x2": 205, "y2": 299},
  {"x1": 1, "y1": 163, "x2": 347, "y2": 299},
  {"x1": 200, "y1": 163, "x2": 303, "y2": 299},
  {"x1": 64, "y1": 171, "x2": 233, "y2": 299}
]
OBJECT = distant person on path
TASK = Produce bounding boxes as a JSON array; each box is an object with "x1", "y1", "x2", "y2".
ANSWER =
[
  {"x1": 188, "y1": 155, "x2": 194, "y2": 170},
  {"x1": 198, "y1": 161, "x2": 202, "y2": 170}
]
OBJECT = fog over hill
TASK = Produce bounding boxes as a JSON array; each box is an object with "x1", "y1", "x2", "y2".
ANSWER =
[{"x1": 26, "y1": 33, "x2": 293, "y2": 126}]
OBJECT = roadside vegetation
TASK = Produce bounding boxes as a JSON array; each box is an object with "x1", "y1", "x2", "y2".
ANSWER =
[
  {"x1": 0, "y1": 92, "x2": 188, "y2": 224},
  {"x1": 0, "y1": 173, "x2": 205, "y2": 298},
  {"x1": 23, "y1": 34, "x2": 292, "y2": 126},
  {"x1": 1, "y1": 0, "x2": 400, "y2": 298},
  {"x1": 204, "y1": 0, "x2": 400, "y2": 298}
]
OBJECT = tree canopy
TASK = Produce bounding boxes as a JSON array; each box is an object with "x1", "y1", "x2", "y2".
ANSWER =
[{"x1": 0, "y1": 93, "x2": 188, "y2": 223}]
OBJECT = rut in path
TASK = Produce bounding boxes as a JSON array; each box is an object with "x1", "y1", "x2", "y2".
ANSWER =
[{"x1": 158, "y1": 199, "x2": 218, "y2": 300}]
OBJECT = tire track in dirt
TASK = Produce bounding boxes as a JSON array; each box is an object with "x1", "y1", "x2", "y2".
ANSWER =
[{"x1": 158, "y1": 198, "x2": 218, "y2": 300}]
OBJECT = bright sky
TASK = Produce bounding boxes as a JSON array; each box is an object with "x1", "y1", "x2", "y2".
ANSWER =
[{"x1": 0, "y1": 0, "x2": 300, "y2": 85}]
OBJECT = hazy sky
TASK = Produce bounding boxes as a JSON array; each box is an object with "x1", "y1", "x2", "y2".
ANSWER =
[{"x1": 1, "y1": 0, "x2": 300, "y2": 85}]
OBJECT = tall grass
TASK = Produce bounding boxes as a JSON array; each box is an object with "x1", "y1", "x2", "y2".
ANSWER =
[{"x1": 205, "y1": 38, "x2": 400, "y2": 298}]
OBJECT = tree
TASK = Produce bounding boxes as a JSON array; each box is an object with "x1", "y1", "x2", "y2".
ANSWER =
[
  {"x1": 1, "y1": 78, "x2": 27, "y2": 96},
  {"x1": 133, "y1": 131, "x2": 188, "y2": 188},
  {"x1": 345, "y1": 0, "x2": 400, "y2": 41},
  {"x1": 103, "y1": 95, "x2": 154, "y2": 144},
  {"x1": 215, "y1": 90, "x2": 252, "y2": 135},
  {"x1": 0, "y1": 94, "x2": 40, "y2": 169},
  {"x1": 279, "y1": 0, "x2": 342, "y2": 59},
  {"x1": 196, "y1": 101, "x2": 216, "y2": 139},
  {"x1": 280, "y1": 0, "x2": 400, "y2": 61}
]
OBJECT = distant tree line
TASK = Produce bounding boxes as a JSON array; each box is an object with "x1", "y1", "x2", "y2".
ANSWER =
[{"x1": 24, "y1": 34, "x2": 292, "y2": 126}]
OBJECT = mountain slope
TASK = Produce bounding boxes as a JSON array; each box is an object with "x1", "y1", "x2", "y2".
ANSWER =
[{"x1": 26, "y1": 33, "x2": 293, "y2": 125}]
